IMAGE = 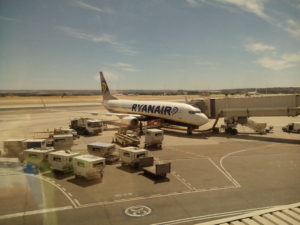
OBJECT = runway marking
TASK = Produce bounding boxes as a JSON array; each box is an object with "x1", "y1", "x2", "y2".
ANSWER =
[
  {"x1": 0, "y1": 206, "x2": 73, "y2": 220},
  {"x1": 171, "y1": 171, "x2": 195, "y2": 191},
  {"x1": 218, "y1": 143, "x2": 276, "y2": 188},
  {"x1": 151, "y1": 205, "x2": 274, "y2": 225},
  {"x1": 78, "y1": 185, "x2": 236, "y2": 208},
  {"x1": 207, "y1": 157, "x2": 240, "y2": 187},
  {"x1": 25, "y1": 174, "x2": 78, "y2": 208},
  {"x1": 74, "y1": 199, "x2": 80, "y2": 207},
  {"x1": 67, "y1": 192, "x2": 73, "y2": 197}
]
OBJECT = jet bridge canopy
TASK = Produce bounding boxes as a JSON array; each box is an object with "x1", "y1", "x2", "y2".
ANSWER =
[{"x1": 192, "y1": 95, "x2": 300, "y2": 118}]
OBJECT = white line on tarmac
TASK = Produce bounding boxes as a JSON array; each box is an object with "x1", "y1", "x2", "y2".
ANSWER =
[
  {"x1": 78, "y1": 186, "x2": 236, "y2": 209},
  {"x1": 0, "y1": 206, "x2": 73, "y2": 220},
  {"x1": 171, "y1": 172, "x2": 195, "y2": 191},
  {"x1": 219, "y1": 144, "x2": 275, "y2": 188},
  {"x1": 207, "y1": 157, "x2": 240, "y2": 187},
  {"x1": 25, "y1": 174, "x2": 78, "y2": 208},
  {"x1": 74, "y1": 199, "x2": 80, "y2": 207},
  {"x1": 151, "y1": 206, "x2": 274, "y2": 225}
]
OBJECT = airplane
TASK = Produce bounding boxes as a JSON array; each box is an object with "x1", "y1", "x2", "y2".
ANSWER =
[{"x1": 100, "y1": 72, "x2": 209, "y2": 134}]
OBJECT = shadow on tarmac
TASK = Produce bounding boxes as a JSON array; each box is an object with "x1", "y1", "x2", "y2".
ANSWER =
[
  {"x1": 46, "y1": 171, "x2": 74, "y2": 180},
  {"x1": 116, "y1": 165, "x2": 143, "y2": 173},
  {"x1": 67, "y1": 177, "x2": 102, "y2": 187},
  {"x1": 139, "y1": 172, "x2": 170, "y2": 184},
  {"x1": 163, "y1": 128, "x2": 300, "y2": 145}
]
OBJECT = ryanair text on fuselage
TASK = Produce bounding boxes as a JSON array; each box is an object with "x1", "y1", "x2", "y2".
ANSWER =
[{"x1": 131, "y1": 104, "x2": 179, "y2": 116}]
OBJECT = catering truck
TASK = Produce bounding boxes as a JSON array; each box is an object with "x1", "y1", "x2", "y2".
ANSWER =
[{"x1": 70, "y1": 118, "x2": 104, "y2": 136}]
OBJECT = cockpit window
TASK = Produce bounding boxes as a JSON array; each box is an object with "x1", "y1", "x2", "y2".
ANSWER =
[{"x1": 189, "y1": 110, "x2": 201, "y2": 114}]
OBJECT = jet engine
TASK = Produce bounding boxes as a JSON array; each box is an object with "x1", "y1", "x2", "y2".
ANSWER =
[{"x1": 120, "y1": 116, "x2": 139, "y2": 128}]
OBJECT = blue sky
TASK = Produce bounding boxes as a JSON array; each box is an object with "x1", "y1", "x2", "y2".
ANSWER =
[{"x1": 0, "y1": 0, "x2": 300, "y2": 90}]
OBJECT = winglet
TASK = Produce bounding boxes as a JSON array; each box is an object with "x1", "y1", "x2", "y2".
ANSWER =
[{"x1": 100, "y1": 72, "x2": 117, "y2": 101}]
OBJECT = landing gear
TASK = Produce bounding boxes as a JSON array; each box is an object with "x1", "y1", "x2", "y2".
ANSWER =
[
  {"x1": 224, "y1": 117, "x2": 239, "y2": 135},
  {"x1": 187, "y1": 127, "x2": 193, "y2": 135},
  {"x1": 225, "y1": 127, "x2": 238, "y2": 135}
]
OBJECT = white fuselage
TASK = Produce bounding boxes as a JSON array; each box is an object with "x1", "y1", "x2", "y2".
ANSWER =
[{"x1": 103, "y1": 99, "x2": 209, "y2": 127}]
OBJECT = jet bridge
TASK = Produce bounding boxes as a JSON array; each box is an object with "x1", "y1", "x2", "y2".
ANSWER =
[{"x1": 190, "y1": 95, "x2": 300, "y2": 134}]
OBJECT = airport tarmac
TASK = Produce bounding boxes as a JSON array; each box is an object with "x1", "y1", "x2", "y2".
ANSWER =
[{"x1": 0, "y1": 105, "x2": 299, "y2": 225}]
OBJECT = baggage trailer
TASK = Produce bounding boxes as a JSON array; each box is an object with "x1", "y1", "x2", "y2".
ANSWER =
[
  {"x1": 114, "y1": 129, "x2": 140, "y2": 147},
  {"x1": 48, "y1": 150, "x2": 79, "y2": 173},
  {"x1": 73, "y1": 154, "x2": 105, "y2": 180},
  {"x1": 53, "y1": 134, "x2": 73, "y2": 150},
  {"x1": 144, "y1": 129, "x2": 164, "y2": 149},
  {"x1": 141, "y1": 157, "x2": 171, "y2": 178},
  {"x1": 119, "y1": 147, "x2": 149, "y2": 168},
  {"x1": 3, "y1": 139, "x2": 26, "y2": 157},
  {"x1": 70, "y1": 118, "x2": 104, "y2": 136}
]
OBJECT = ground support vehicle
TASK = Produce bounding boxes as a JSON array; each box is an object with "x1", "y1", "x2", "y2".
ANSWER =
[
  {"x1": 53, "y1": 134, "x2": 73, "y2": 150},
  {"x1": 282, "y1": 122, "x2": 300, "y2": 133},
  {"x1": 48, "y1": 150, "x2": 79, "y2": 173},
  {"x1": 24, "y1": 139, "x2": 47, "y2": 150},
  {"x1": 114, "y1": 129, "x2": 140, "y2": 147},
  {"x1": 53, "y1": 128, "x2": 79, "y2": 139},
  {"x1": 119, "y1": 147, "x2": 149, "y2": 168},
  {"x1": 144, "y1": 129, "x2": 164, "y2": 149},
  {"x1": 70, "y1": 118, "x2": 104, "y2": 136},
  {"x1": 87, "y1": 142, "x2": 119, "y2": 164},
  {"x1": 73, "y1": 154, "x2": 105, "y2": 180},
  {"x1": 24, "y1": 148, "x2": 55, "y2": 171},
  {"x1": 141, "y1": 157, "x2": 171, "y2": 178}
]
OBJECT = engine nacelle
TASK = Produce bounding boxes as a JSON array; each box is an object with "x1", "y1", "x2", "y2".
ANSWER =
[{"x1": 120, "y1": 116, "x2": 139, "y2": 128}]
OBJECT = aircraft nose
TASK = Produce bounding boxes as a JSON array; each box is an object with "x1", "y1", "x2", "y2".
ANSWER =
[{"x1": 199, "y1": 113, "x2": 209, "y2": 125}]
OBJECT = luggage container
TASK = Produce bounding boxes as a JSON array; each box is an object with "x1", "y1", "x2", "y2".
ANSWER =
[
  {"x1": 48, "y1": 150, "x2": 79, "y2": 173},
  {"x1": 73, "y1": 154, "x2": 105, "y2": 180},
  {"x1": 3, "y1": 139, "x2": 26, "y2": 157},
  {"x1": 53, "y1": 134, "x2": 73, "y2": 150},
  {"x1": 87, "y1": 142, "x2": 115, "y2": 157},
  {"x1": 24, "y1": 139, "x2": 47, "y2": 150},
  {"x1": 24, "y1": 148, "x2": 55, "y2": 168},
  {"x1": 119, "y1": 147, "x2": 149, "y2": 167},
  {"x1": 144, "y1": 129, "x2": 164, "y2": 149}
]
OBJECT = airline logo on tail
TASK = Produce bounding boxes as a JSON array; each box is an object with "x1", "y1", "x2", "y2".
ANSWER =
[{"x1": 101, "y1": 81, "x2": 108, "y2": 95}]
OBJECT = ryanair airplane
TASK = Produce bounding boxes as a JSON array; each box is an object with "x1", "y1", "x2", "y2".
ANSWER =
[{"x1": 100, "y1": 72, "x2": 209, "y2": 134}]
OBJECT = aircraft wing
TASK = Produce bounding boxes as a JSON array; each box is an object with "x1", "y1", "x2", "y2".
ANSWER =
[{"x1": 104, "y1": 112, "x2": 144, "y2": 119}]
